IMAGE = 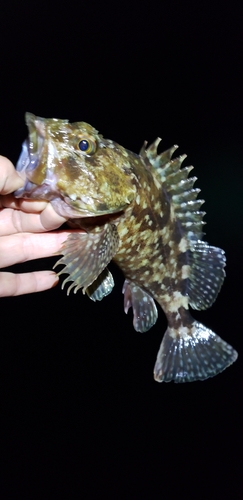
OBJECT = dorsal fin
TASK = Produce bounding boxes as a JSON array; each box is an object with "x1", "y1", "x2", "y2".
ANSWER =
[{"x1": 140, "y1": 138, "x2": 206, "y2": 241}]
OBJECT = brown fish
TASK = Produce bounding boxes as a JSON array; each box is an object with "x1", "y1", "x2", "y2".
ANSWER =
[{"x1": 14, "y1": 112, "x2": 238, "y2": 382}]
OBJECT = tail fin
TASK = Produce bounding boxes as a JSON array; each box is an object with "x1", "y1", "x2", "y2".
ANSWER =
[{"x1": 153, "y1": 320, "x2": 238, "y2": 383}]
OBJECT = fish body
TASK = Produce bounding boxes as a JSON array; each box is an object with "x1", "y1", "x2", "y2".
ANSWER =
[{"x1": 15, "y1": 112, "x2": 238, "y2": 382}]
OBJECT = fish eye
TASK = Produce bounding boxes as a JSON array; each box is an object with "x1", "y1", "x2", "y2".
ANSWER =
[
  {"x1": 78, "y1": 136, "x2": 96, "y2": 155},
  {"x1": 79, "y1": 140, "x2": 89, "y2": 151}
]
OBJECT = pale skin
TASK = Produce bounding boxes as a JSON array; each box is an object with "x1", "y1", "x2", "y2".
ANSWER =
[{"x1": 0, "y1": 156, "x2": 73, "y2": 296}]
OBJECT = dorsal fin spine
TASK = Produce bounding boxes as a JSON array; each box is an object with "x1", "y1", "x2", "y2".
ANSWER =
[{"x1": 140, "y1": 138, "x2": 206, "y2": 241}]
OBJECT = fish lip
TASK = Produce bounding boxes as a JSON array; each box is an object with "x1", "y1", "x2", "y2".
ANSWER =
[
  {"x1": 50, "y1": 197, "x2": 91, "y2": 218},
  {"x1": 50, "y1": 196, "x2": 127, "y2": 220},
  {"x1": 63, "y1": 195, "x2": 130, "y2": 217}
]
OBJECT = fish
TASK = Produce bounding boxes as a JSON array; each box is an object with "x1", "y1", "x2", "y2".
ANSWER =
[{"x1": 14, "y1": 112, "x2": 238, "y2": 383}]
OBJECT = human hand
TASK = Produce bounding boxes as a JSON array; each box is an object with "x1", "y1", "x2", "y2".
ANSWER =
[{"x1": 0, "y1": 156, "x2": 71, "y2": 296}]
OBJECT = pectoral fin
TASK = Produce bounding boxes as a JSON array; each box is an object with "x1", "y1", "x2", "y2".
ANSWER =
[{"x1": 54, "y1": 223, "x2": 119, "y2": 294}]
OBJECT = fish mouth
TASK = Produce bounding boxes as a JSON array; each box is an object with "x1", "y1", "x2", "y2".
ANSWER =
[
  {"x1": 15, "y1": 113, "x2": 46, "y2": 198},
  {"x1": 14, "y1": 140, "x2": 42, "y2": 197}
]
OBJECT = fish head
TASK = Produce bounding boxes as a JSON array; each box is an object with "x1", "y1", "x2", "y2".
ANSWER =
[{"x1": 15, "y1": 113, "x2": 137, "y2": 218}]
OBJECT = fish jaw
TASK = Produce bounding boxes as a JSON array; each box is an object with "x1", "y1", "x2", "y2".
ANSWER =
[{"x1": 14, "y1": 136, "x2": 88, "y2": 218}]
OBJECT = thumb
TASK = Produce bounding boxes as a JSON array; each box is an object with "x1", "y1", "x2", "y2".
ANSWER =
[{"x1": 0, "y1": 156, "x2": 24, "y2": 194}]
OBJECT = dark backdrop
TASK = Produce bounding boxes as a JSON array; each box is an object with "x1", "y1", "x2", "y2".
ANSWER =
[{"x1": 0, "y1": 1, "x2": 242, "y2": 498}]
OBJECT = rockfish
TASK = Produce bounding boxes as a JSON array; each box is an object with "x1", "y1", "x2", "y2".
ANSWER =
[{"x1": 14, "y1": 112, "x2": 238, "y2": 382}]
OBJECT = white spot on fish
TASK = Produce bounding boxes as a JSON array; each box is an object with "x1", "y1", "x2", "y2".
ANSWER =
[
  {"x1": 119, "y1": 226, "x2": 129, "y2": 237},
  {"x1": 166, "y1": 291, "x2": 188, "y2": 312},
  {"x1": 168, "y1": 326, "x2": 190, "y2": 339},
  {"x1": 181, "y1": 265, "x2": 190, "y2": 279},
  {"x1": 161, "y1": 227, "x2": 168, "y2": 237},
  {"x1": 179, "y1": 237, "x2": 188, "y2": 252},
  {"x1": 141, "y1": 258, "x2": 149, "y2": 266}
]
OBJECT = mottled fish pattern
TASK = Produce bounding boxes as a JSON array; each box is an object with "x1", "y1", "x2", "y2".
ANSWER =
[{"x1": 15, "y1": 113, "x2": 238, "y2": 382}]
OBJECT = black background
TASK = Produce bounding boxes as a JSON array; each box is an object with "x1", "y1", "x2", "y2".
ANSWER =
[{"x1": 0, "y1": 1, "x2": 242, "y2": 497}]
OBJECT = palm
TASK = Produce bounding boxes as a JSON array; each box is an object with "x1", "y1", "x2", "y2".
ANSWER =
[{"x1": 0, "y1": 156, "x2": 70, "y2": 296}]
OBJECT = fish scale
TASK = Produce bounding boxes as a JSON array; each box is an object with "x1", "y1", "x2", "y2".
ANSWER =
[{"x1": 14, "y1": 112, "x2": 238, "y2": 383}]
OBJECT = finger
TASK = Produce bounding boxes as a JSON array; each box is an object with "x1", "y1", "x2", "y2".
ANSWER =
[
  {"x1": 0, "y1": 231, "x2": 73, "y2": 267},
  {"x1": 0, "y1": 271, "x2": 59, "y2": 297},
  {"x1": 40, "y1": 203, "x2": 68, "y2": 230},
  {"x1": 0, "y1": 206, "x2": 67, "y2": 235},
  {"x1": 1, "y1": 194, "x2": 49, "y2": 213},
  {"x1": 0, "y1": 156, "x2": 24, "y2": 195}
]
